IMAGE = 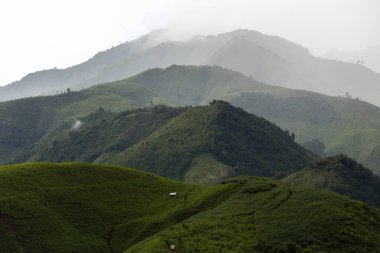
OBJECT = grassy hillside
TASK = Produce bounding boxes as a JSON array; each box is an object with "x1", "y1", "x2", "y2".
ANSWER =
[
  {"x1": 0, "y1": 162, "x2": 237, "y2": 253},
  {"x1": 126, "y1": 176, "x2": 380, "y2": 253},
  {"x1": 14, "y1": 101, "x2": 316, "y2": 183},
  {"x1": 2, "y1": 65, "x2": 380, "y2": 175},
  {"x1": 283, "y1": 154, "x2": 380, "y2": 207},
  {"x1": 1, "y1": 163, "x2": 380, "y2": 252}
]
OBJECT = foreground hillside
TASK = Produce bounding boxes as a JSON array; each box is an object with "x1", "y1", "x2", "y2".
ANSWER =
[
  {"x1": 14, "y1": 101, "x2": 316, "y2": 182},
  {"x1": 0, "y1": 163, "x2": 379, "y2": 252},
  {"x1": 1, "y1": 65, "x2": 380, "y2": 174},
  {"x1": 0, "y1": 163, "x2": 237, "y2": 253},
  {"x1": 284, "y1": 155, "x2": 380, "y2": 208}
]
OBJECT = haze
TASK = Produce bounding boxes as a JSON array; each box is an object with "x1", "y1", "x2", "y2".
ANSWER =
[{"x1": 0, "y1": 0, "x2": 379, "y2": 87}]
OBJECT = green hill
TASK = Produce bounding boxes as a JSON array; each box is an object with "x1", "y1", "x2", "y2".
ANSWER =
[
  {"x1": 283, "y1": 154, "x2": 380, "y2": 207},
  {"x1": 12, "y1": 106, "x2": 184, "y2": 164},
  {"x1": 0, "y1": 162, "x2": 237, "y2": 253},
  {"x1": 14, "y1": 101, "x2": 316, "y2": 183},
  {"x1": 1, "y1": 163, "x2": 379, "y2": 252},
  {"x1": 109, "y1": 101, "x2": 316, "y2": 180},
  {"x1": 2, "y1": 65, "x2": 380, "y2": 175}
]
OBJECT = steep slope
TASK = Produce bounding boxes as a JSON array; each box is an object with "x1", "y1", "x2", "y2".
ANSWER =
[
  {"x1": 0, "y1": 30, "x2": 170, "y2": 101},
  {"x1": 1, "y1": 163, "x2": 380, "y2": 252},
  {"x1": 206, "y1": 36, "x2": 293, "y2": 85},
  {"x1": 0, "y1": 78, "x2": 159, "y2": 163},
  {"x1": 0, "y1": 65, "x2": 285, "y2": 164},
  {"x1": 13, "y1": 101, "x2": 316, "y2": 182},
  {"x1": 2, "y1": 65, "x2": 380, "y2": 174},
  {"x1": 13, "y1": 106, "x2": 184, "y2": 164},
  {"x1": 2, "y1": 29, "x2": 380, "y2": 107},
  {"x1": 109, "y1": 101, "x2": 316, "y2": 180},
  {"x1": 231, "y1": 89, "x2": 380, "y2": 174},
  {"x1": 283, "y1": 155, "x2": 380, "y2": 207}
]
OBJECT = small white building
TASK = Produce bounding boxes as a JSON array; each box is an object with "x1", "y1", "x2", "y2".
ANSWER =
[{"x1": 169, "y1": 192, "x2": 177, "y2": 196}]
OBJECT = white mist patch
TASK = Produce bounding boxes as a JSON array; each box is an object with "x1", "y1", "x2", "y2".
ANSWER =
[{"x1": 71, "y1": 119, "x2": 83, "y2": 130}]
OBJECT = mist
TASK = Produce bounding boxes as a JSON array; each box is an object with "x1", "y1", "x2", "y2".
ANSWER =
[
  {"x1": 1, "y1": 0, "x2": 379, "y2": 87},
  {"x1": 71, "y1": 119, "x2": 83, "y2": 131}
]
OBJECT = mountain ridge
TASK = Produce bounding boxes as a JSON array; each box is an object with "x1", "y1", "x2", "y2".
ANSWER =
[
  {"x1": 1, "y1": 65, "x2": 380, "y2": 174},
  {"x1": 13, "y1": 101, "x2": 316, "y2": 182},
  {"x1": 2, "y1": 29, "x2": 380, "y2": 107}
]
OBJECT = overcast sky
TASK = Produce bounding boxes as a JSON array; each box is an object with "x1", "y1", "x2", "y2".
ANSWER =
[{"x1": 0, "y1": 0, "x2": 379, "y2": 87}]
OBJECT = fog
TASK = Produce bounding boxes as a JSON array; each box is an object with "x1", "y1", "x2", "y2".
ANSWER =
[{"x1": 0, "y1": 0, "x2": 379, "y2": 87}]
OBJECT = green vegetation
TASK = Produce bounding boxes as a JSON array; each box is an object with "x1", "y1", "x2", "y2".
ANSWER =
[
  {"x1": 231, "y1": 90, "x2": 380, "y2": 174},
  {"x1": 13, "y1": 105, "x2": 184, "y2": 164},
  {"x1": 15, "y1": 101, "x2": 315, "y2": 183},
  {"x1": 184, "y1": 153, "x2": 233, "y2": 185},
  {"x1": 126, "y1": 177, "x2": 380, "y2": 253},
  {"x1": 2, "y1": 65, "x2": 380, "y2": 175},
  {"x1": 1, "y1": 163, "x2": 380, "y2": 252},
  {"x1": 0, "y1": 162, "x2": 237, "y2": 253},
  {"x1": 302, "y1": 139, "x2": 325, "y2": 156},
  {"x1": 112, "y1": 101, "x2": 315, "y2": 180},
  {"x1": 283, "y1": 154, "x2": 380, "y2": 207}
]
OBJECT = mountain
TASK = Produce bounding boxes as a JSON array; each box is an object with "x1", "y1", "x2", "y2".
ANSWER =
[
  {"x1": 0, "y1": 162, "x2": 380, "y2": 252},
  {"x1": 324, "y1": 44, "x2": 380, "y2": 74},
  {"x1": 231, "y1": 87, "x2": 380, "y2": 175},
  {"x1": 283, "y1": 155, "x2": 380, "y2": 207},
  {"x1": 2, "y1": 65, "x2": 380, "y2": 174},
  {"x1": 2, "y1": 29, "x2": 380, "y2": 106},
  {"x1": 0, "y1": 29, "x2": 170, "y2": 102},
  {"x1": 12, "y1": 101, "x2": 316, "y2": 182}
]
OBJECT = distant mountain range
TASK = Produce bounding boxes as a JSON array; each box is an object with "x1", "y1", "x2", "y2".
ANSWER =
[
  {"x1": 324, "y1": 44, "x2": 380, "y2": 74},
  {"x1": 1, "y1": 29, "x2": 380, "y2": 106},
  {"x1": 1, "y1": 65, "x2": 380, "y2": 174}
]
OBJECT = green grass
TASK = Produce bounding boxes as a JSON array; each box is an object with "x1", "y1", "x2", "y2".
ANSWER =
[
  {"x1": 1, "y1": 163, "x2": 380, "y2": 252},
  {"x1": 125, "y1": 177, "x2": 380, "y2": 253},
  {"x1": 0, "y1": 162, "x2": 236, "y2": 253},
  {"x1": 184, "y1": 153, "x2": 233, "y2": 185}
]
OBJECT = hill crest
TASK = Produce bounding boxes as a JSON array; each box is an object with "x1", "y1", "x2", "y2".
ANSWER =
[{"x1": 14, "y1": 101, "x2": 316, "y2": 183}]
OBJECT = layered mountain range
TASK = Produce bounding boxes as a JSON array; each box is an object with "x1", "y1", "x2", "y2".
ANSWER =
[
  {"x1": 1, "y1": 29, "x2": 380, "y2": 253},
  {"x1": 1, "y1": 65, "x2": 380, "y2": 174},
  {"x1": 1, "y1": 29, "x2": 380, "y2": 106}
]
